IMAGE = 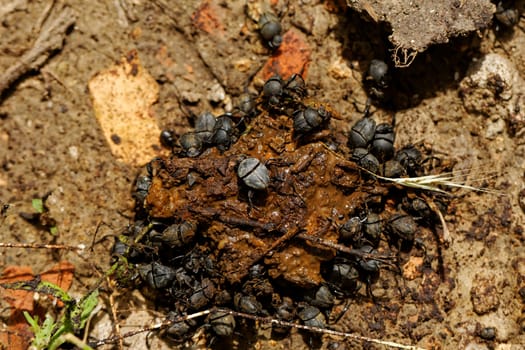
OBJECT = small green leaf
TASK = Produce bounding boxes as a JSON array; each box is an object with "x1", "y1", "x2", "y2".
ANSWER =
[
  {"x1": 23, "y1": 311, "x2": 40, "y2": 330},
  {"x1": 32, "y1": 198, "x2": 45, "y2": 213},
  {"x1": 50, "y1": 226, "x2": 58, "y2": 235},
  {"x1": 24, "y1": 312, "x2": 56, "y2": 350},
  {"x1": 72, "y1": 289, "x2": 99, "y2": 332}
]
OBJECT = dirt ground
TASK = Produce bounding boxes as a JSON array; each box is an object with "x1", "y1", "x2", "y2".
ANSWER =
[{"x1": 1, "y1": 1, "x2": 525, "y2": 349}]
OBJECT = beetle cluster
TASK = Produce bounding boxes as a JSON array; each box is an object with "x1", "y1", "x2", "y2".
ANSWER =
[
  {"x1": 349, "y1": 112, "x2": 424, "y2": 179},
  {"x1": 115, "y1": 74, "x2": 447, "y2": 346}
]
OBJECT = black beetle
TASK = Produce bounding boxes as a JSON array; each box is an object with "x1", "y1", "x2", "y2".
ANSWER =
[
  {"x1": 352, "y1": 148, "x2": 380, "y2": 174},
  {"x1": 305, "y1": 285, "x2": 334, "y2": 309},
  {"x1": 363, "y1": 212, "x2": 382, "y2": 246},
  {"x1": 160, "y1": 129, "x2": 176, "y2": 148},
  {"x1": 339, "y1": 216, "x2": 363, "y2": 242},
  {"x1": 209, "y1": 310, "x2": 236, "y2": 336},
  {"x1": 237, "y1": 157, "x2": 270, "y2": 190},
  {"x1": 371, "y1": 123, "x2": 395, "y2": 161},
  {"x1": 194, "y1": 112, "x2": 216, "y2": 144},
  {"x1": 284, "y1": 73, "x2": 307, "y2": 100},
  {"x1": 151, "y1": 220, "x2": 197, "y2": 248},
  {"x1": 238, "y1": 93, "x2": 257, "y2": 117},
  {"x1": 211, "y1": 115, "x2": 235, "y2": 151},
  {"x1": 298, "y1": 305, "x2": 326, "y2": 328},
  {"x1": 495, "y1": 2, "x2": 519, "y2": 27},
  {"x1": 179, "y1": 132, "x2": 203, "y2": 157},
  {"x1": 138, "y1": 262, "x2": 177, "y2": 289},
  {"x1": 368, "y1": 59, "x2": 390, "y2": 89},
  {"x1": 234, "y1": 293, "x2": 263, "y2": 314},
  {"x1": 259, "y1": 12, "x2": 283, "y2": 49},
  {"x1": 395, "y1": 146, "x2": 422, "y2": 176},
  {"x1": 293, "y1": 106, "x2": 330, "y2": 134},
  {"x1": 133, "y1": 175, "x2": 151, "y2": 204},
  {"x1": 188, "y1": 278, "x2": 216, "y2": 310},
  {"x1": 349, "y1": 117, "x2": 376, "y2": 148},
  {"x1": 165, "y1": 310, "x2": 197, "y2": 342},
  {"x1": 323, "y1": 259, "x2": 360, "y2": 296},
  {"x1": 387, "y1": 211, "x2": 418, "y2": 241},
  {"x1": 382, "y1": 159, "x2": 405, "y2": 178},
  {"x1": 263, "y1": 75, "x2": 284, "y2": 107}
]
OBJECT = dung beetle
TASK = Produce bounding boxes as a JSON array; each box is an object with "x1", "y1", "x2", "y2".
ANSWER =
[
  {"x1": 293, "y1": 106, "x2": 330, "y2": 134},
  {"x1": 352, "y1": 148, "x2": 380, "y2": 174},
  {"x1": 495, "y1": 2, "x2": 519, "y2": 27},
  {"x1": 368, "y1": 59, "x2": 390, "y2": 89},
  {"x1": 259, "y1": 12, "x2": 283, "y2": 49},
  {"x1": 138, "y1": 262, "x2": 177, "y2": 289},
  {"x1": 238, "y1": 93, "x2": 257, "y2": 117},
  {"x1": 151, "y1": 220, "x2": 197, "y2": 248},
  {"x1": 323, "y1": 259, "x2": 360, "y2": 297},
  {"x1": 363, "y1": 212, "x2": 382, "y2": 246},
  {"x1": 189, "y1": 278, "x2": 216, "y2": 310},
  {"x1": 272, "y1": 297, "x2": 295, "y2": 335},
  {"x1": 274, "y1": 297, "x2": 295, "y2": 322},
  {"x1": 356, "y1": 245, "x2": 381, "y2": 274},
  {"x1": 263, "y1": 75, "x2": 284, "y2": 106},
  {"x1": 211, "y1": 114, "x2": 235, "y2": 151},
  {"x1": 179, "y1": 132, "x2": 203, "y2": 157},
  {"x1": 354, "y1": 245, "x2": 381, "y2": 297},
  {"x1": 237, "y1": 157, "x2": 270, "y2": 190},
  {"x1": 133, "y1": 175, "x2": 151, "y2": 204},
  {"x1": 194, "y1": 112, "x2": 216, "y2": 144},
  {"x1": 339, "y1": 216, "x2": 363, "y2": 242},
  {"x1": 349, "y1": 117, "x2": 376, "y2": 148},
  {"x1": 160, "y1": 129, "x2": 176, "y2": 148},
  {"x1": 305, "y1": 285, "x2": 334, "y2": 309},
  {"x1": 209, "y1": 310, "x2": 236, "y2": 336},
  {"x1": 371, "y1": 123, "x2": 395, "y2": 161},
  {"x1": 395, "y1": 146, "x2": 422, "y2": 176},
  {"x1": 382, "y1": 159, "x2": 405, "y2": 178},
  {"x1": 166, "y1": 310, "x2": 197, "y2": 342},
  {"x1": 298, "y1": 305, "x2": 326, "y2": 328},
  {"x1": 234, "y1": 293, "x2": 263, "y2": 314},
  {"x1": 403, "y1": 197, "x2": 432, "y2": 220},
  {"x1": 284, "y1": 73, "x2": 307, "y2": 100},
  {"x1": 111, "y1": 236, "x2": 128, "y2": 258},
  {"x1": 387, "y1": 211, "x2": 417, "y2": 241}
]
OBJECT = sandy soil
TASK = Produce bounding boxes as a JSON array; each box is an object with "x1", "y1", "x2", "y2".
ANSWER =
[{"x1": 1, "y1": 1, "x2": 524, "y2": 349}]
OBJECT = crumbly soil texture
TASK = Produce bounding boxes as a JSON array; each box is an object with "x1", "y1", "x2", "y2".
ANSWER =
[{"x1": 1, "y1": 1, "x2": 525, "y2": 350}]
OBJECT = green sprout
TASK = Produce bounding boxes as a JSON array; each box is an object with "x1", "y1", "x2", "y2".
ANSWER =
[{"x1": 2, "y1": 279, "x2": 98, "y2": 350}]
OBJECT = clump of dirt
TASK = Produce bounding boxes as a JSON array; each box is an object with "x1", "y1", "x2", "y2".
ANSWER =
[{"x1": 347, "y1": 0, "x2": 495, "y2": 65}]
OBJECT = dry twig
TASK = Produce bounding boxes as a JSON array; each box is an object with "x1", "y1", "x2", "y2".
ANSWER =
[
  {"x1": 0, "y1": 5, "x2": 76, "y2": 97},
  {"x1": 94, "y1": 307, "x2": 427, "y2": 350}
]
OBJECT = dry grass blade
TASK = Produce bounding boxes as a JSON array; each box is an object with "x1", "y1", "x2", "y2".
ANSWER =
[{"x1": 366, "y1": 169, "x2": 504, "y2": 195}]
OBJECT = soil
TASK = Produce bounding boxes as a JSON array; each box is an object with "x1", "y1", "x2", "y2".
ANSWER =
[{"x1": 1, "y1": 1, "x2": 525, "y2": 350}]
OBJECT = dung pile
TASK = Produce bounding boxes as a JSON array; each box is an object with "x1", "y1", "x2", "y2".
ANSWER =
[{"x1": 113, "y1": 74, "x2": 447, "y2": 344}]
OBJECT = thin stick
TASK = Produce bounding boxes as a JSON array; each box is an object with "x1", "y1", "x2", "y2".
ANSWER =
[
  {"x1": 94, "y1": 309, "x2": 212, "y2": 346},
  {"x1": 94, "y1": 307, "x2": 426, "y2": 350},
  {"x1": 107, "y1": 282, "x2": 124, "y2": 350},
  {"x1": 217, "y1": 308, "x2": 426, "y2": 350},
  {"x1": 0, "y1": 6, "x2": 76, "y2": 96},
  {"x1": 0, "y1": 242, "x2": 85, "y2": 250},
  {"x1": 296, "y1": 233, "x2": 396, "y2": 265}
]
